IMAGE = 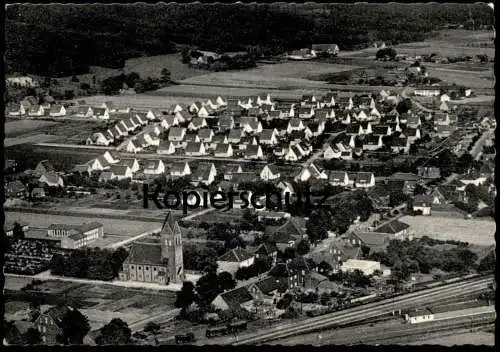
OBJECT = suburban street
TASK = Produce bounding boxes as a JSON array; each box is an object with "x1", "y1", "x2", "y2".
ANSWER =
[{"x1": 470, "y1": 128, "x2": 495, "y2": 160}]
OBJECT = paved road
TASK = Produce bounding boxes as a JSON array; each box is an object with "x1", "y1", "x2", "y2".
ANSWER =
[
  {"x1": 301, "y1": 131, "x2": 344, "y2": 168},
  {"x1": 401, "y1": 87, "x2": 437, "y2": 113}
]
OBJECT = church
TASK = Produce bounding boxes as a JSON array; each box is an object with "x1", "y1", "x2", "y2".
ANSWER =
[{"x1": 119, "y1": 212, "x2": 185, "y2": 285}]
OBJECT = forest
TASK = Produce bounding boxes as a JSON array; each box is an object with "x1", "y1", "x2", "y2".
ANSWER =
[{"x1": 5, "y1": 3, "x2": 494, "y2": 76}]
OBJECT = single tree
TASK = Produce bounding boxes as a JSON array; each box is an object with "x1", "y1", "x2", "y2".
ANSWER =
[
  {"x1": 217, "y1": 271, "x2": 236, "y2": 291},
  {"x1": 59, "y1": 308, "x2": 91, "y2": 345},
  {"x1": 175, "y1": 281, "x2": 197, "y2": 309},
  {"x1": 23, "y1": 328, "x2": 42, "y2": 345},
  {"x1": 95, "y1": 318, "x2": 131, "y2": 345},
  {"x1": 13, "y1": 222, "x2": 25, "y2": 239},
  {"x1": 296, "y1": 240, "x2": 311, "y2": 255},
  {"x1": 143, "y1": 322, "x2": 161, "y2": 335},
  {"x1": 160, "y1": 68, "x2": 171, "y2": 82}
]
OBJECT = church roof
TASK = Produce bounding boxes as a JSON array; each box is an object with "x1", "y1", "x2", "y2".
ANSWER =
[
  {"x1": 125, "y1": 243, "x2": 165, "y2": 266},
  {"x1": 161, "y1": 211, "x2": 181, "y2": 237}
]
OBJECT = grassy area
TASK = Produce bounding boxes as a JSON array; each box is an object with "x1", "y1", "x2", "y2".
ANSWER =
[
  {"x1": 401, "y1": 215, "x2": 495, "y2": 246},
  {"x1": 5, "y1": 134, "x2": 63, "y2": 147},
  {"x1": 5, "y1": 120, "x2": 60, "y2": 137},
  {"x1": 124, "y1": 53, "x2": 206, "y2": 81}
]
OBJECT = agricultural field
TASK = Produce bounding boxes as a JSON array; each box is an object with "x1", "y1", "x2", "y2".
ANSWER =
[
  {"x1": 425, "y1": 67, "x2": 494, "y2": 89},
  {"x1": 124, "y1": 53, "x2": 206, "y2": 81},
  {"x1": 176, "y1": 62, "x2": 359, "y2": 89},
  {"x1": 392, "y1": 30, "x2": 495, "y2": 59},
  {"x1": 5, "y1": 120, "x2": 59, "y2": 137},
  {"x1": 400, "y1": 215, "x2": 495, "y2": 246}
]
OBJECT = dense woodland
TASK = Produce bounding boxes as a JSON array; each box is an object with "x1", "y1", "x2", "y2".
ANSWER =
[{"x1": 6, "y1": 3, "x2": 494, "y2": 76}]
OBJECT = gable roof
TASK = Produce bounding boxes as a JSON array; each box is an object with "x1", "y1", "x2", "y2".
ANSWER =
[
  {"x1": 373, "y1": 219, "x2": 410, "y2": 234},
  {"x1": 218, "y1": 248, "x2": 254, "y2": 262},
  {"x1": 219, "y1": 286, "x2": 254, "y2": 308},
  {"x1": 125, "y1": 243, "x2": 164, "y2": 265},
  {"x1": 185, "y1": 142, "x2": 204, "y2": 153}
]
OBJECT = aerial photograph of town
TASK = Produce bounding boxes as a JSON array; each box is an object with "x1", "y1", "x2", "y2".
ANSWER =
[{"x1": 2, "y1": 2, "x2": 496, "y2": 347}]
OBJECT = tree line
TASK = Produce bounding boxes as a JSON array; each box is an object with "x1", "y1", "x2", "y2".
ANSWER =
[
  {"x1": 6, "y1": 3, "x2": 494, "y2": 76},
  {"x1": 49, "y1": 247, "x2": 129, "y2": 281}
]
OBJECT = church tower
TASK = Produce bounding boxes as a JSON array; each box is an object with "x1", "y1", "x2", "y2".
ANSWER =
[{"x1": 160, "y1": 212, "x2": 184, "y2": 284}]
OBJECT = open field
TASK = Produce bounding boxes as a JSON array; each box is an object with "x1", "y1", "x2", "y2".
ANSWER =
[
  {"x1": 71, "y1": 94, "x2": 197, "y2": 110},
  {"x1": 425, "y1": 67, "x2": 494, "y2": 89},
  {"x1": 407, "y1": 331, "x2": 495, "y2": 346},
  {"x1": 392, "y1": 30, "x2": 495, "y2": 59},
  {"x1": 5, "y1": 120, "x2": 60, "y2": 137},
  {"x1": 400, "y1": 215, "x2": 495, "y2": 246},
  {"x1": 124, "y1": 53, "x2": 206, "y2": 81},
  {"x1": 178, "y1": 62, "x2": 360, "y2": 88},
  {"x1": 5, "y1": 211, "x2": 161, "y2": 237},
  {"x1": 4, "y1": 134, "x2": 62, "y2": 147}
]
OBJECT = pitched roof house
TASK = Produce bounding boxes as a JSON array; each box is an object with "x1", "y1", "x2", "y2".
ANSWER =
[{"x1": 37, "y1": 171, "x2": 64, "y2": 187}]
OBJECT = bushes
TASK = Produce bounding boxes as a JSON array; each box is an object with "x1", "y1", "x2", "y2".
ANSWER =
[{"x1": 50, "y1": 247, "x2": 128, "y2": 281}]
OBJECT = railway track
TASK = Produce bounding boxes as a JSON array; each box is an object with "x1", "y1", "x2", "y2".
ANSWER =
[{"x1": 230, "y1": 275, "x2": 493, "y2": 345}]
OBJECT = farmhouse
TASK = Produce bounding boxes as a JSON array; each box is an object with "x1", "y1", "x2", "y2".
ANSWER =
[
  {"x1": 211, "y1": 286, "x2": 254, "y2": 311},
  {"x1": 216, "y1": 248, "x2": 255, "y2": 275},
  {"x1": 412, "y1": 194, "x2": 440, "y2": 215},
  {"x1": 340, "y1": 259, "x2": 381, "y2": 276},
  {"x1": 39, "y1": 173, "x2": 64, "y2": 188},
  {"x1": 34, "y1": 305, "x2": 72, "y2": 344}
]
